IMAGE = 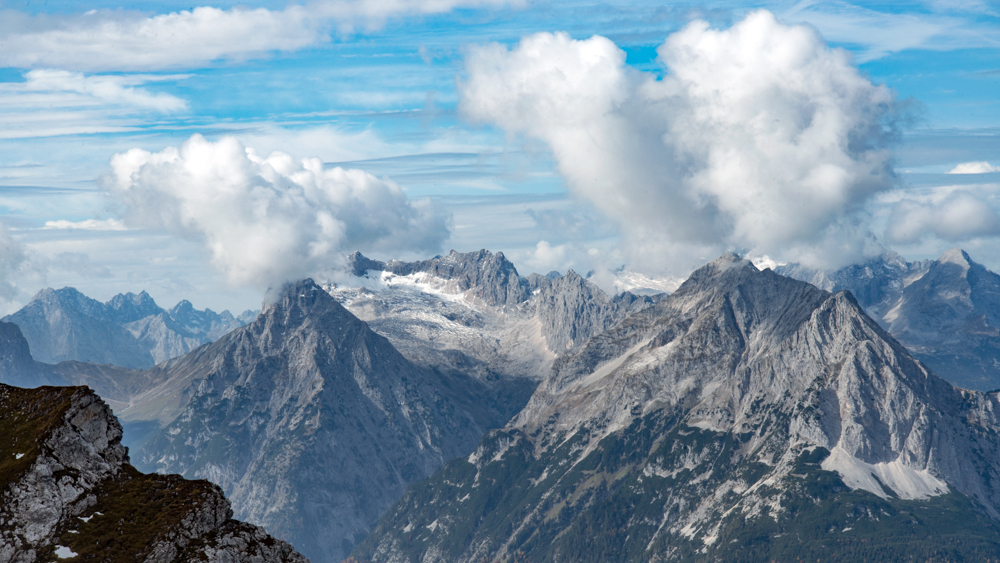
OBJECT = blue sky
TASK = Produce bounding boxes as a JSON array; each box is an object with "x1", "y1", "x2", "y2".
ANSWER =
[{"x1": 0, "y1": 0, "x2": 998, "y2": 313}]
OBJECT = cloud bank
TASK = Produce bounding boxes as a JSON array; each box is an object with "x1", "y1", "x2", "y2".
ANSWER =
[
  {"x1": 104, "y1": 134, "x2": 449, "y2": 288},
  {"x1": 0, "y1": 223, "x2": 33, "y2": 302},
  {"x1": 459, "y1": 10, "x2": 901, "y2": 269},
  {"x1": 0, "y1": 0, "x2": 516, "y2": 72},
  {"x1": 949, "y1": 161, "x2": 1000, "y2": 174},
  {"x1": 887, "y1": 190, "x2": 1000, "y2": 244}
]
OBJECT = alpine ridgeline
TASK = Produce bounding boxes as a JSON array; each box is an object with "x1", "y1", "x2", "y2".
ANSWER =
[
  {"x1": 778, "y1": 248, "x2": 1000, "y2": 390},
  {"x1": 131, "y1": 280, "x2": 511, "y2": 563},
  {"x1": 354, "y1": 254, "x2": 1000, "y2": 562},
  {"x1": 0, "y1": 384, "x2": 307, "y2": 563},
  {"x1": 330, "y1": 250, "x2": 661, "y2": 412},
  {"x1": 3, "y1": 288, "x2": 257, "y2": 369}
]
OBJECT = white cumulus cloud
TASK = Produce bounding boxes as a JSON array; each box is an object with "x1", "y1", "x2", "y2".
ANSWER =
[
  {"x1": 459, "y1": 10, "x2": 900, "y2": 270},
  {"x1": 103, "y1": 134, "x2": 450, "y2": 289},
  {"x1": 887, "y1": 190, "x2": 1000, "y2": 243},
  {"x1": 948, "y1": 161, "x2": 1000, "y2": 174}
]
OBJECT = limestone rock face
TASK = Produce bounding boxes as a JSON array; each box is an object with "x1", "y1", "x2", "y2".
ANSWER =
[
  {"x1": 353, "y1": 255, "x2": 1000, "y2": 563},
  {"x1": 0, "y1": 384, "x2": 306, "y2": 563},
  {"x1": 778, "y1": 248, "x2": 1000, "y2": 390}
]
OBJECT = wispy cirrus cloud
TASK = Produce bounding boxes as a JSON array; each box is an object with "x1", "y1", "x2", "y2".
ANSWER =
[
  {"x1": 43, "y1": 219, "x2": 127, "y2": 231},
  {"x1": 783, "y1": 0, "x2": 1000, "y2": 61},
  {"x1": 0, "y1": 0, "x2": 520, "y2": 72},
  {"x1": 22, "y1": 70, "x2": 188, "y2": 113},
  {"x1": 0, "y1": 70, "x2": 189, "y2": 139}
]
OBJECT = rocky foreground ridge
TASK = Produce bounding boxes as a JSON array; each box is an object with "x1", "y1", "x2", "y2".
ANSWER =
[
  {"x1": 0, "y1": 384, "x2": 307, "y2": 563},
  {"x1": 354, "y1": 254, "x2": 1000, "y2": 562}
]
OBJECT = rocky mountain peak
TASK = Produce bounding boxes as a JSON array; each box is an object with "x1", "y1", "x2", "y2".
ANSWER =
[
  {"x1": 348, "y1": 249, "x2": 531, "y2": 307},
  {"x1": 135, "y1": 274, "x2": 499, "y2": 562},
  {"x1": 353, "y1": 254, "x2": 1000, "y2": 563},
  {"x1": 674, "y1": 252, "x2": 756, "y2": 291},
  {"x1": 31, "y1": 287, "x2": 107, "y2": 319},
  {"x1": 262, "y1": 278, "x2": 357, "y2": 328},
  {"x1": 106, "y1": 290, "x2": 164, "y2": 324},
  {"x1": 939, "y1": 247, "x2": 974, "y2": 268}
]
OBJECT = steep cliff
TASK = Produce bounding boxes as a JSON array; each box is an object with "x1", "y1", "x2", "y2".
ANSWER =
[{"x1": 0, "y1": 384, "x2": 307, "y2": 563}]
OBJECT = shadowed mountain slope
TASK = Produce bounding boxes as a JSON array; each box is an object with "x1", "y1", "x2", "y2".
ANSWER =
[{"x1": 132, "y1": 279, "x2": 510, "y2": 563}]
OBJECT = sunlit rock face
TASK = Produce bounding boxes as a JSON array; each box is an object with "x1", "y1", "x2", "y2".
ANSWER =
[
  {"x1": 779, "y1": 248, "x2": 1000, "y2": 391},
  {"x1": 354, "y1": 255, "x2": 1000, "y2": 563}
]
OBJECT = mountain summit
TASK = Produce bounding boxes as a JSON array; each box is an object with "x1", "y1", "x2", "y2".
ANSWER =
[
  {"x1": 354, "y1": 254, "x2": 1000, "y2": 562},
  {"x1": 134, "y1": 279, "x2": 509, "y2": 562}
]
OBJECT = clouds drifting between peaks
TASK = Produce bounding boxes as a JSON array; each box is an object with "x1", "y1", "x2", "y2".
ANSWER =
[
  {"x1": 103, "y1": 134, "x2": 449, "y2": 289},
  {"x1": 460, "y1": 9, "x2": 907, "y2": 269}
]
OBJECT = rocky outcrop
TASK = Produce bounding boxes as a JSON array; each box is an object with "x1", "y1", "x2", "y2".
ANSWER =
[
  {"x1": 353, "y1": 255, "x2": 1000, "y2": 562},
  {"x1": 0, "y1": 384, "x2": 306, "y2": 563},
  {"x1": 529, "y1": 269, "x2": 657, "y2": 352},
  {"x1": 133, "y1": 280, "x2": 505, "y2": 563}
]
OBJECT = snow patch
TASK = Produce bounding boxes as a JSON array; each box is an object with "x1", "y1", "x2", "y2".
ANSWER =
[
  {"x1": 426, "y1": 519, "x2": 440, "y2": 532},
  {"x1": 54, "y1": 546, "x2": 78, "y2": 559},
  {"x1": 13, "y1": 453, "x2": 23, "y2": 459},
  {"x1": 821, "y1": 446, "x2": 948, "y2": 500}
]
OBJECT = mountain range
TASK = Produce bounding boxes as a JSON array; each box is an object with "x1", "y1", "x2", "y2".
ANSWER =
[
  {"x1": 2, "y1": 288, "x2": 258, "y2": 369},
  {"x1": 8, "y1": 247, "x2": 1000, "y2": 562},
  {"x1": 354, "y1": 254, "x2": 1000, "y2": 562}
]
